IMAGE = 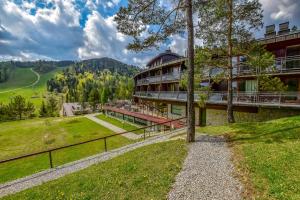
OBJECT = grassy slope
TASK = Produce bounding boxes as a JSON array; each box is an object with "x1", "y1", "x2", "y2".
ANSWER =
[
  {"x1": 0, "y1": 117, "x2": 132, "y2": 183},
  {"x1": 197, "y1": 116, "x2": 300, "y2": 200},
  {"x1": 4, "y1": 140, "x2": 187, "y2": 200},
  {"x1": 0, "y1": 68, "x2": 37, "y2": 91},
  {"x1": 97, "y1": 114, "x2": 144, "y2": 134},
  {"x1": 0, "y1": 68, "x2": 61, "y2": 108}
]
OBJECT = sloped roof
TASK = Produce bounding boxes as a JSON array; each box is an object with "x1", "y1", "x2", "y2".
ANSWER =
[{"x1": 146, "y1": 49, "x2": 183, "y2": 67}]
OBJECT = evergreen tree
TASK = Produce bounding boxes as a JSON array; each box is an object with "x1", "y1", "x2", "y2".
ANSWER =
[
  {"x1": 9, "y1": 95, "x2": 27, "y2": 120},
  {"x1": 115, "y1": 0, "x2": 196, "y2": 142},
  {"x1": 101, "y1": 88, "x2": 109, "y2": 105},
  {"x1": 26, "y1": 101, "x2": 35, "y2": 118},
  {"x1": 39, "y1": 101, "x2": 48, "y2": 117},
  {"x1": 197, "y1": 0, "x2": 263, "y2": 123},
  {"x1": 8, "y1": 95, "x2": 35, "y2": 120},
  {"x1": 47, "y1": 95, "x2": 59, "y2": 117},
  {"x1": 88, "y1": 88, "x2": 100, "y2": 111}
]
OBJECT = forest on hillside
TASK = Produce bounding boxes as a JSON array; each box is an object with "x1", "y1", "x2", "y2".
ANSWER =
[
  {"x1": 0, "y1": 57, "x2": 139, "y2": 83},
  {"x1": 47, "y1": 67, "x2": 134, "y2": 108}
]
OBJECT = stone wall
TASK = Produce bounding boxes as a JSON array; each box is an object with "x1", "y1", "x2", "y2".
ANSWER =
[{"x1": 206, "y1": 107, "x2": 300, "y2": 126}]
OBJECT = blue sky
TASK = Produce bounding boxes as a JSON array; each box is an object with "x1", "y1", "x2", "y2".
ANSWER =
[{"x1": 0, "y1": 0, "x2": 299, "y2": 66}]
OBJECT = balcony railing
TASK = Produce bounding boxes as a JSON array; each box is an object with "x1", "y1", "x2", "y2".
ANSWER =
[
  {"x1": 136, "y1": 72, "x2": 181, "y2": 85},
  {"x1": 134, "y1": 91, "x2": 300, "y2": 107},
  {"x1": 238, "y1": 55, "x2": 300, "y2": 76}
]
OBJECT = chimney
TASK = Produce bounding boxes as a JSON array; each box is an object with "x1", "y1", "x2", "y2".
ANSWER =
[
  {"x1": 264, "y1": 24, "x2": 276, "y2": 38},
  {"x1": 165, "y1": 48, "x2": 172, "y2": 53},
  {"x1": 278, "y1": 21, "x2": 290, "y2": 35}
]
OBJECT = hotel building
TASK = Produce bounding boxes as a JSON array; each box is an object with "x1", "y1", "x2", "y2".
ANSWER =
[{"x1": 132, "y1": 22, "x2": 300, "y2": 125}]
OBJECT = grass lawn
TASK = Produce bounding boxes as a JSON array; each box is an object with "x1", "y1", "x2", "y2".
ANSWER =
[
  {"x1": 0, "y1": 68, "x2": 37, "y2": 91},
  {"x1": 3, "y1": 140, "x2": 187, "y2": 200},
  {"x1": 197, "y1": 115, "x2": 300, "y2": 200},
  {"x1": 0, "y1": 67, "x2": 62, "y2": 109},
  {"x1": 97, "y1": 114, "x2": 144, "y2": 134},
  {"x1": 0, "y1": 117, "x2": 132, "y2": 183}
]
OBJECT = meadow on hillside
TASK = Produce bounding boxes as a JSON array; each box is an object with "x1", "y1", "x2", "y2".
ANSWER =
[{"x1": 0, "y1": 67, "x2": 62, "y2": 108}]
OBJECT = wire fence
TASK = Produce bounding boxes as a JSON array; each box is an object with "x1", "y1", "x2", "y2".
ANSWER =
[{"x1": 0, "y1": 117, "x2": 187, "y2": 170}]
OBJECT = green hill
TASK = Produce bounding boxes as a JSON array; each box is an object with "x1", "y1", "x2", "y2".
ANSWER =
[
  {"x1": 0, "y1": 57, "x2": 139, "y2": 109},
  {"x1": 0, "y1": 68, "x2": 62, "y2": 108},
  {"x1": 0, "y1": 68, "x2": 38, "y2": 92},
  {"x1": 77, "y1": 57, "x2": 139, "y2": 76}
]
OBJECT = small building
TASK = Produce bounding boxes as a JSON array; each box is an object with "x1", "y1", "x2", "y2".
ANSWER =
[{"x1": 62, "y1": 103, "x2": 92, "y2": 116}]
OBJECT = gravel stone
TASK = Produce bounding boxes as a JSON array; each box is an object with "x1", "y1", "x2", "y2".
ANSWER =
[{"x1": 168, "y1": 134, "x2": 243, "y2": 200}]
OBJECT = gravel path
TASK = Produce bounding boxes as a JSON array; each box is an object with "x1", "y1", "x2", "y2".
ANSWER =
[
  {"x1": 168, "y1": 134, "x2": 243, "y2": 200},
  {"x1": 0, "y1": 128, "x2": 186, "y2": 198},
  {"x1": 85, "y1": 114, "x2": 142, "y2": 140}
]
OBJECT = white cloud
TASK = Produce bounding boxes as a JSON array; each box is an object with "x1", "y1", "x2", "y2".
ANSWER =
[
  {"x1": 0, "y1": 0, "x2": 83, "y2": 60},
  {"x1": 170, "y1": 35, "x2": 186, "y2": 56},
  {"x1": 77, "y1": 11, "x2": 160, "y2": 66},
  {"x1": 260, "y1": 0, "x2": 300, "y2": 25}
]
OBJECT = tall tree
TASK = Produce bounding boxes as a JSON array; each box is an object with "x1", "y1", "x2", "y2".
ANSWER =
[
  {"x1": 88, "y1": 88, "x2": 100, "y2": 111},
  {"x1": 8, "y1": 95, "x2": 35, "y2": 120},
  {"x1": 47, "y1": 95, "x2": 59, "y2": 117},
  {"x1": 197, "y1": 0, "x2": 263, "y2": 123},
  {"x1": 39, "y1": 101, "x2": 48, "y2": 117},
  {"x1": 115, "y1": 0, "x2": 196, "y2": 142},
  {"x1": 101, "y1": 88, "x2": 109, "y2": 106}
]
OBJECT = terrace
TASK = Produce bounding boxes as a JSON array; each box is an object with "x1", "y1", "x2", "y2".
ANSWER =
[
  {"x1": 136, "y1": 72, "x2": 182, "y2": 85},
  {"x1": 134, "y1": 91, "x2": 300, "y2": 108},
  {"x1": 237, "y1": 55, "x2": 300, "y2": 77}
]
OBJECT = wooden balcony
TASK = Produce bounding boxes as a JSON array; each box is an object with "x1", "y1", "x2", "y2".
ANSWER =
[
  {"x1": 134, "y1": 91, "x2": 300, "y2": 108},
  {"x1": 136, "y1": 72, "x2": 181, "y2": 86}
]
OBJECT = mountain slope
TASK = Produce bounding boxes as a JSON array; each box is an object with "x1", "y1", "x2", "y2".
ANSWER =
[{"x1": 76, "y1": 57, "x2": 139, "y2": 76}]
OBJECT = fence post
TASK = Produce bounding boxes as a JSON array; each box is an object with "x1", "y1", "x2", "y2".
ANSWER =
[
  {"x1": 104, "y1": 137, "x2": 107, "y2": 152},
  {"x1": 144, "y1": 129, "x2": 146, "y2": 140},
  {"x1": 49, "y1": 151, "x2": 53, "y2": 168}
]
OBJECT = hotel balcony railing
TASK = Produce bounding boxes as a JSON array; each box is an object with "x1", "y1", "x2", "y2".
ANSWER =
[
  {"x1": 237, "y1": 55, "x2": 300, "y2": 76},
  {"x1": 136, "y1": 73, "x2": 181, "y2": 85},
  {"x1": 134, "y1": 91, "x2": 300, "y2": 107}
]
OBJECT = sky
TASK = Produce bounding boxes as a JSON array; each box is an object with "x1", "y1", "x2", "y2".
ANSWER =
[{"x1": 0, "y1": 0, "x2": 299, "y2": 66}]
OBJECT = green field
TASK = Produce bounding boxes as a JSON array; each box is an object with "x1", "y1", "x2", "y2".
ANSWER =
[
  {"x1": 3, "y1": 140, "x2": 187, "y2": 200},
  {"x1": 0, "y1": 67, "x2": 62, "y2": 108},
  {"x1": 197, "y1": 116, "x2": 300, "y2": 200},
  {"x1": 0, "y1": 117, "x2": 132, "y2": 183},
  {"x1": 96, "y1": 114, "x2": 144, "y2": 134},
  {"x1": 0, "y1": 68, "x2": 38, "y2": 91}
]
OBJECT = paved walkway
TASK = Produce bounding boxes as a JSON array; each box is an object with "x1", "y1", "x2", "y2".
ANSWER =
[
  {"x1": 0, "y1": 128, "x2": 186, "y2": 198},
  {"x1": 168, "y1": 134, "x2": 243, "y2": 200},
  {"x1": 85, "y1": 114, "x2": 142, "y2": 140}
]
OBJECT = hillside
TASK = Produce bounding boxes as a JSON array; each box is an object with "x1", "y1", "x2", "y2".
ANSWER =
[
  {"x1": 0, "y1": 57, "x2": 139, "y2": 78},
  {"x1": 0, "y1": 68, "x2": 38, "y2": 92},
  {"x1": 0, "y1": 68, "x2": 62, "y2": 107},
  {"x1": 74, "y1": 57, "x2": 139, "y2": 76}
]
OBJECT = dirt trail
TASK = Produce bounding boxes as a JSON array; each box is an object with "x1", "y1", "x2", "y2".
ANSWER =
[{"x1": 0, "y1": 68, "x2": 40, "y2": 94}]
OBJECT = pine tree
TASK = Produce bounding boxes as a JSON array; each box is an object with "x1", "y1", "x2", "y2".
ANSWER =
[
  {"x1": 115, "y1": 0, "x2": 197, "y2": 142},
  {"x1": 39, "y1": 101, "x2": 48, "y2": 117},
  {"x1": 197, "y1": 0, "x2": 263, "y2": 123}
]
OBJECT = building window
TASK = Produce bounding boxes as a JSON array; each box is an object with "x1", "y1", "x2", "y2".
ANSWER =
[
  {"x1": 171, "y1": 105, "x2": 182, "y2": 115},
  {"x1": 287, "y1": 79, "x2": 298, "y2": 91},
  {"x1": 245, "y1": 80, "x2": 257, "y2": 92}
]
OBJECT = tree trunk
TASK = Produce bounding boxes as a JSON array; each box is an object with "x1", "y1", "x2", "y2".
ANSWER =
[
  {"x1": 227, "y1": 0, "x2": 235, "y2": 123},
  {"x1": 185, "y1": 0, "x2": 195, "y2": 142}
]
